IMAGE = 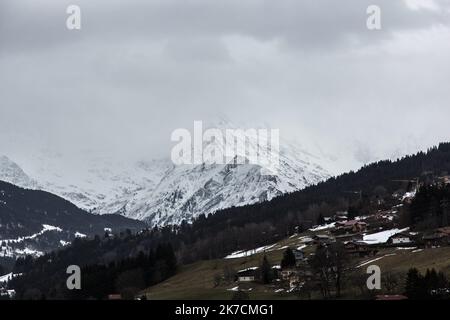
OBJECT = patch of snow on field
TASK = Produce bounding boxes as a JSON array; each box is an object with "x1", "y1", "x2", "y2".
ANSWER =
[
  {"x1": 356, "y1": 253, "x2": 397, "y2": 268},
  {"x1": 237, "y1": 267, "x2": 259, "y2": 273},
  {"x1": 298, "y1": 236, "x2": 313, "y2": 243},
  {"x1": 227, "y1": 286, "x2": 239, "y2": 292},
  {"x1": 385, "y1": 253, "x2": 397, "y2": 257},
  {"x1": 225, "y1": 244, "x2": 276, "y2": 259},
  {"x1": 356, "y1": 256, "x2": 385, "y2": 268}
]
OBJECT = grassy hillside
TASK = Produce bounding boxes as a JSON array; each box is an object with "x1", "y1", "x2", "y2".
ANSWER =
[
  {"x1": 143, "y1": 232, "x2": 315, "y2": 300},
  {"x1": 142, "y1": 230, "x2": 450, "y2": 300}
]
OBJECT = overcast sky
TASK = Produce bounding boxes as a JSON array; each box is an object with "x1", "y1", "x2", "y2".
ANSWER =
[{"x1": 1, "y1": 0, "x2": 450, "y2": 172}]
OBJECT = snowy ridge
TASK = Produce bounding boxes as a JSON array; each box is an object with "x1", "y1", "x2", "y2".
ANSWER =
[
  {"x1": 1, "y1": 224, "x2": 62, "y2": 245},
  {"x1": 0, "y1": 156, "x2": 38, "y2": 189},
  {"x1": 0, "y1": 224, "x2": 64, "y2": 259},
  {"x1": 0, "y1": 123, "x2": 334, "y2": 226}
]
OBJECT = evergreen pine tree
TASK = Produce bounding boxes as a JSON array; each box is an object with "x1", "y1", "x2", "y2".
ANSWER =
[
  {"x1": 260, "y1": 255, "x2": 273, "y2": 284},
  {"x1": 317, "y1": 213, "x2": 325, "y2": 225},
  {"x1": 281, "y1": 248, "x2": 296, "y2": 269}
]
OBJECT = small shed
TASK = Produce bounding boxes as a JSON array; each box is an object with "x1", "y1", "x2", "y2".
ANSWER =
[{"x1": 237, "y1": 267, "x2": 259, "y2": 282}]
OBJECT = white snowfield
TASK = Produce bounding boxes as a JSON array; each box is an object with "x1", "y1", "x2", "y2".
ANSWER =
[
  {"x1": 225, "y1": 244, "x2": 277, "y2": 259},
  {"x1": 361, "y1": 228, "x2": 409, "y2": 244}
]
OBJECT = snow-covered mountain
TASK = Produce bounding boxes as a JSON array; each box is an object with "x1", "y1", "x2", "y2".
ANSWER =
[
  {"x1": 0, "y1": 156, "x2": 38, "y2": 190},
  {"x1": 0, "y1": 125, "x2": 334, "y2": 226},
  {"x1": 113, "y1": 145, "x2": 331, "y2": 225}
]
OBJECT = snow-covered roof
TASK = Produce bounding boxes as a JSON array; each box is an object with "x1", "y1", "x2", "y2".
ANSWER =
[
  {"x1": 237, "y1": 267, "x2": 259, "y2": 273},
  {"x1": 362, "y1": 228, "x2": 409, "y2": 244}
]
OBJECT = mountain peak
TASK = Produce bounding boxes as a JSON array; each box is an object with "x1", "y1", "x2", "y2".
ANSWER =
[
  {"x1": 0, "y1": 155, "x2": 38, "y2": 189},
  {"x1": 0, "y1": 127, "x2": 333, "y2": 226}
]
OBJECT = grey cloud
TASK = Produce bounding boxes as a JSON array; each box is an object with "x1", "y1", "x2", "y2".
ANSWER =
[
  {"x1": 1, "y1": 0, "x2": 450, "y2": 171},
  {"x1": 2, "y1": 0, "x2": 450, "y2": 55}
]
